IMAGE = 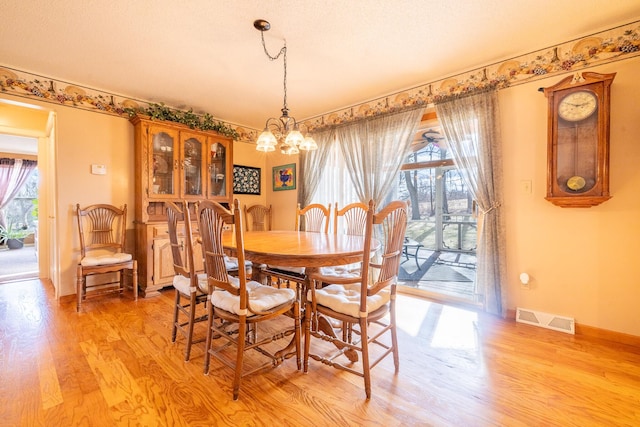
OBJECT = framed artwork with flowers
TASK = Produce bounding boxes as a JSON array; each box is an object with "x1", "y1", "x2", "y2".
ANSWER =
[
  {"x1": 233, "y1": 165, "x2": 261, "y2": 195},
  {"x1": 273, "y1": 163, "x2": 296, "y2": 191}
]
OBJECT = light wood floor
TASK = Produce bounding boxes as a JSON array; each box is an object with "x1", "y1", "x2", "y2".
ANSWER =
[{"x1": 1, "y1": 279, "x2": 639, "y2": 426}]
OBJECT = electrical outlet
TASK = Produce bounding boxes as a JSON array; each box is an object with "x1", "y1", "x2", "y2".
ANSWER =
[{"x1": 520, "y1": 180, "x2": 532, "y2": 194}]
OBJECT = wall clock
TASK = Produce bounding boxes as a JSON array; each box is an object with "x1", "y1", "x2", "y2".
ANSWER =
[{"x1": 542, "y1": 71, "x2": 616, "y2": 208}]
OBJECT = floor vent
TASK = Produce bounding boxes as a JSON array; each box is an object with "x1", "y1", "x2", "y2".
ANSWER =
[{"x1": 516, "y1": 307, "x2": 575, "y2": 334}]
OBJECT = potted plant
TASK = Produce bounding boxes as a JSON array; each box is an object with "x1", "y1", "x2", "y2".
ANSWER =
[{"x1": 0, "y1": 223, "x2": 31, "y2": 250}]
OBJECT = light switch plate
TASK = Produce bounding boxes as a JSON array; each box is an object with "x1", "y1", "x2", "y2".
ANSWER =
[{"x1": 91, "y1": 164, "x2": 107, "y2": 175}]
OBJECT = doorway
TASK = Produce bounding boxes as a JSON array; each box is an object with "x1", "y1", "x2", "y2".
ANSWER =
[
  {"x1": 0, "y1": 98, "x2": 57, "y2": 292},
  {"x1": 0, "y1": 161, "x2": 39, "y2": 283},
  {"x1": 0, "y1": 134, "x2": 39, "y2": 283},
  {"x1": 397, "y1": 127, "x2": 477, "y2": 304}
]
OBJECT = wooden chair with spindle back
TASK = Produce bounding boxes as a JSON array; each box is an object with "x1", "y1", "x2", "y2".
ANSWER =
[
  {"x1": 244, "y1": 204, "x2": 272, "y2": 231},
  {"x1": 166, "y1": 201, "x2": 208, "y2": 362},
  {"x1": 197, "y1": 199, "x2": 300, "y2": 400},
  {"x1": 304, "y1": 200, "x2": 408, "y2": 399},
  {"x1": 75, "y1": 203, "x2": 138, "y2": 311}
]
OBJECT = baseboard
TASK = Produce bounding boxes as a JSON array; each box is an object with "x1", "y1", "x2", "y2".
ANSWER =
[
  {"x1": 59, "y1": 294, "x2": 76, "y2": 304},
  {"x1": 507, "y1": 308, "x2": 640, "y2": 348}
]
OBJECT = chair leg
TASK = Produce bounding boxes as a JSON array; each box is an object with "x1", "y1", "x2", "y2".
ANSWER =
[
  {"x1": 118, "y1": 267, "x2": 125, "y2": 296},
  {"x1": 76, "y1": 264, "x2": 83, "y2": 312},
  {"x1": 293, "y1": 299, "x2": 301, "y2": 370},
  {"x1": 233, "y1": 319, "x2": 247, "y2": 400},
  {"x1": 360, "y1": 317, "x2": 372, "y2": 399},
  {"x1": 171, "y1": 291, "x2": 180, "y2": 343},
  {"x1": 303, "y1": 299, "x2": 311, "y2": 373},
  {"x1": 390, "y1": 293, "x2": 399, "y2": 372},
  {"x1": 132, "y1": 261, "x2": 138, "y2": 301},
  {"x1": 203, "y1": 301, "x2": 214, "y2": 375},
  {"x1": 184, "y1": 296, "x2": 197, "y2": 362}
]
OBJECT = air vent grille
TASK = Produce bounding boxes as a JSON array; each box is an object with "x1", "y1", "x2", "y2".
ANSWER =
[{"x1": 516, "y1": 307, "x2": 575, "y2": 334}]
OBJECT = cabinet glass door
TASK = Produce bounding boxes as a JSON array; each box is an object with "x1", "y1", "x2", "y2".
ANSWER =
[
  {"x1": 182, "y1": 135, "x2": 205, "y2": 198},
  {"x1": 209, "y1": 140, "x2": 227, "y2": 198},
  {"x1": 151, "y1": 129, "x2": 177, "y2": 196}
]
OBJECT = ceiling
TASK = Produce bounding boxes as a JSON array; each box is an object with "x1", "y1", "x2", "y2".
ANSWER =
[{"x1": 2, "y1": 1, "x2": 640, "y2": 131}]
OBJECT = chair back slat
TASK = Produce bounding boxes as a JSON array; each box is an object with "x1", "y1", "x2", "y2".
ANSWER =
[
  {"x1": 244, "y1": 204, "x2": 272, "y2": 231},
  {"x1": 370, "y1": 201, "x2": 408, "y2": 291},
  {"x1": 296, "y1": 203, "x2": 331, "y2": 233},
  {"x1": 334, "y1": 202, "x2": 369, "y2": 236},
  {"x1": 197, "y1": 200, "x2": 243, "y2": 297},
  {"x1": 165, "y1": 201, "x2": 193, "y2": 280},
  {"x1": 360, "y1": 200, "x2": 408, "y2": 301},
  {"x1": 76, "y1": 204, "x2": 127, "y2": 257}
]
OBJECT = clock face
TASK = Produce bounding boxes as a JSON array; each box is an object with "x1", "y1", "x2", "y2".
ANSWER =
[{"x1": 558, "y1": 90, "x2": 597, "y2": 122}]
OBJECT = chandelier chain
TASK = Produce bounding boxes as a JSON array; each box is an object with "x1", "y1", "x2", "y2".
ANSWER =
[
  {"x1": 254, "y1": 19, "x2": 317, "y2": 154},
  {"x1": 260, "y1": 31, "x2": 288, "y2": 113}
]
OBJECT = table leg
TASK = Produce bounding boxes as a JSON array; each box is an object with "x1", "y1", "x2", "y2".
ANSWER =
[{"x1": 251, "y1": 261, "x2": 265, "y2": 284}]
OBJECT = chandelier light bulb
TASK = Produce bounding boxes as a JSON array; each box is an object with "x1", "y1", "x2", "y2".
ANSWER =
[
  {"x1": 256, "y1": 129, "x2": 277, "y2": 147},
  {"x1": 256, "y1": 141, "x2": 276, "y2": 152},
  {"x1": 299, "y1": 135, "x2": 318, "y2": 151},
  {"x1": 280, "y1": 143, "x2": 299, "y2": 155},
  {"x1": 284, "y1": 129, "x2": 304, "y2": 147}
]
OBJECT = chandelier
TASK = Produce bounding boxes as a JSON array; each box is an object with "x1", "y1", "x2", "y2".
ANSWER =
[{"x1": 253, "y1": 19, "x2": 317, "y2": 154}]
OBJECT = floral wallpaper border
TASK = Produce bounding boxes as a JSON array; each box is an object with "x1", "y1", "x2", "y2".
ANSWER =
[
  {"x1": 303, "y1": 19, "x2": 640, "y2": 131},
  {"x1": 0, "y1": 67, "x2": 260, "y2": 142},
  {"x1": 1, "y1": 19, "x2": 639, "y2": 139}
]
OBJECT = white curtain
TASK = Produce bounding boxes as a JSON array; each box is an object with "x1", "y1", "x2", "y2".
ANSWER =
[
  {"x1": 336, "y1": 108, "x2": 424, "y2": 206},
  {"x1": 0, "y1": 158, "x2": 37, "y2": 229},
  {"x1": 311, "y1": 141, "x2": 359, "y2": 211},
  {"x1": 435, "y1": 90, "x2": 507, "y2": 317},
  {"x1": 298, "y1": 128, "x2": 335, "y2": 208}
]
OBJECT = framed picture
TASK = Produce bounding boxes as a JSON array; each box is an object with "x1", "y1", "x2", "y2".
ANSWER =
[
  {"x1": 273, "y1": 163, "x2": 296, "y2": 191},
  {"x1": 233, "y1": 165, "x2": 261, "y2": 195}
]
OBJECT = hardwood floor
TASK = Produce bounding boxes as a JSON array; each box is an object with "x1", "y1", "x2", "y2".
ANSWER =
[{"x1": 1, "y1": 279, "x2": 639, "y2": 426}]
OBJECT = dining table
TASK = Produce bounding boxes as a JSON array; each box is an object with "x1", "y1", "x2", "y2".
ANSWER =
[{"x1": 222, "y1": 230, "x2": 378, "y2": 282}]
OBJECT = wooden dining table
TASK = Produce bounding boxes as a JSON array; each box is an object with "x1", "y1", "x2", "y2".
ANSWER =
[{"x1": 222, "y1": 230, "x2": 377, "y2": 281}]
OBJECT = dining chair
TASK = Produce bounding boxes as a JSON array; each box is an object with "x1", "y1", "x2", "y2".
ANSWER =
[
  {"x1": 264, "y1": 202, "x2": 332, "y2": 290},
  {"x1": 242, "y1": 203, "x2": 271, "y2": 280},
  {"x1": 323, "y1": 201, "x2": 370, "y2": 276},
  {"x1": 243, "y1": 203, "x2": 272, "y2": 231},
  {"x1": 196, "y1": 199, "x2": 300, "y2": 401},
  {"x1": 304, "y1": 200, "x2": 408, "y2": 399},
  {"x1": 166, "y1": 201, "x2": 208, "y2": 362},
  {"x1": 75, "y1": 203, "x2": 138, "y2": 311}
]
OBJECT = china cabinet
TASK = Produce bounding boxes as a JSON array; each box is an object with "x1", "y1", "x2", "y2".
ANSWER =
[{"x1": 130, "y1": 115, "x2": 233, "y2": 296}]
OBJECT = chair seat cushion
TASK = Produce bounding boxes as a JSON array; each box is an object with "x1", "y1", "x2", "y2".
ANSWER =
[
  {"x1": 316, "y1": 266, "x2": 360, "y2": 279},
  {"x1": 80, "y1": 252, "x2": 132, "y2": 267},
  {"x1": 224, "y1": 255, "x2": 252, "y2": 271},
  {"x1": 173, "y1": 273, "x2": 207, "y2": 295},
  {"x1": 309, "y1": 283, "x2": 390, "y2": 318},
  {"x1": 266, "y1": 265, "x2": 306, "y2": 275},
  {"x1": 212, "y1": 280, "x2": 295, "y2": 316}
]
